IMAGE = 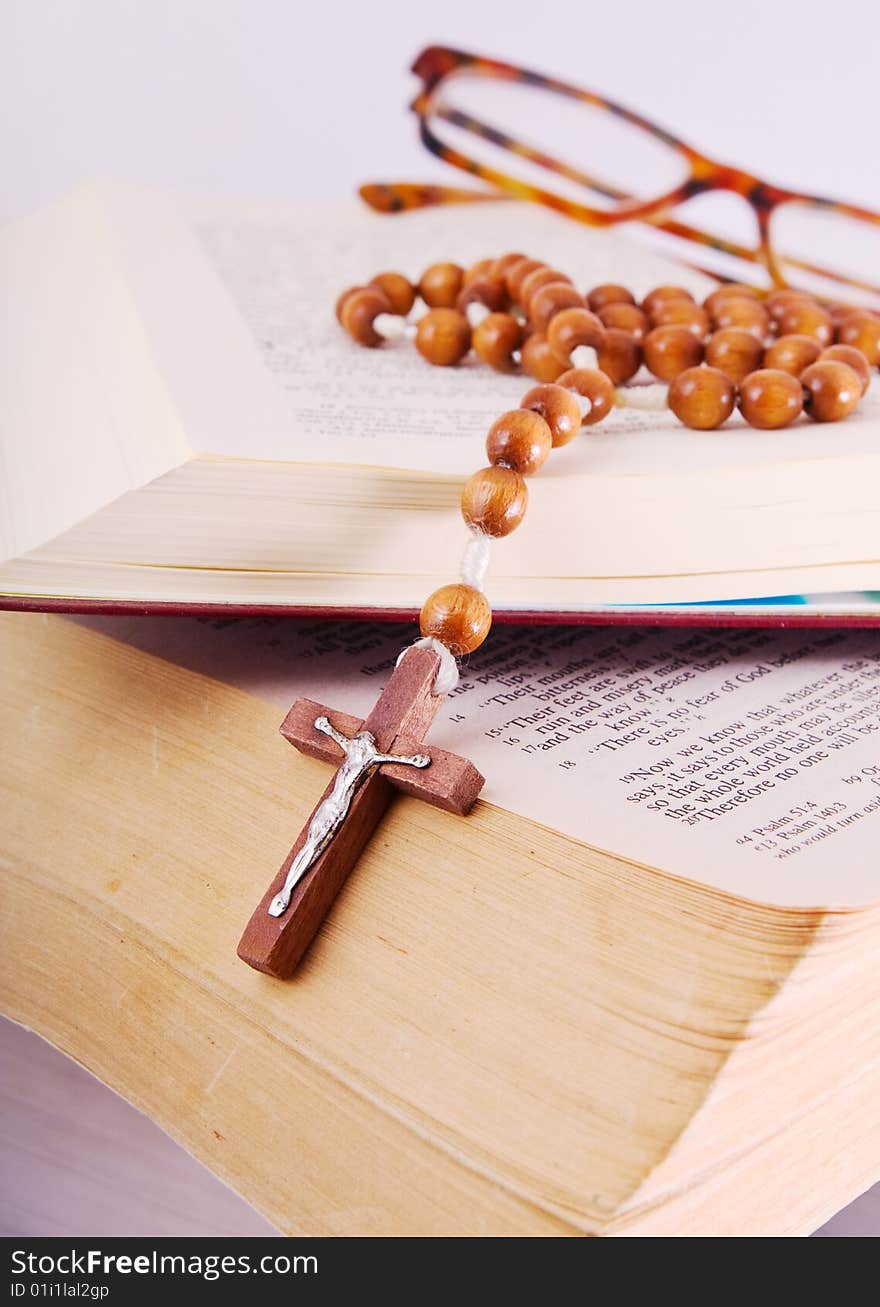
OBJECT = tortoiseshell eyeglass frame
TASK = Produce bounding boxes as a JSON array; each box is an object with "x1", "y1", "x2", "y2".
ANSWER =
[{"x1": 361, "y1": 45, "x2": 880, "y2": 303}]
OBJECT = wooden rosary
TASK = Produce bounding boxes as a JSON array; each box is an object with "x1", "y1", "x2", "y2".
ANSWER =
[
  {"x1": 337, "y1": 254, "x2": 878, "y2": 660},
  {"x1": 237, "y1": 254, "x2": 876, "y2": 979}
]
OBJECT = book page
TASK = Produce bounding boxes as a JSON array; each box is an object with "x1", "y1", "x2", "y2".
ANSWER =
[
  {"x1": 93, "y1": 183, "x2": 880, "y2": 479},
  {"x1": 77, "y1": 613, "x2": 880, "y2": 909},
  {"x1": 0, "y1": 186, "x2": 190, "y2": 559},
  {"x1": 183, "y1": 192, "x2": 880, "y2": 479}
]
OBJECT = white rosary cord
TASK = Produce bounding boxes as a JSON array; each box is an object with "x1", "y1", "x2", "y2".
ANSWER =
[
  {"x1": 374, "y1": 313, "x2": 416, "y2": 342},
  {"x1": 615, "y1": 383, "x2": 668, "y2": 411},
  {"x1": 395, "y1": 530, "x2": 493, "y2": 697},
  {"x1": 459, "y1": 529, "x2": 493, "y2": 592},
  {"x1": 396, "y1": 637, "x2": 460, "y2": 696},
  {"x1": 571, "y1": 344, "x2": 599, "y2": 370}
]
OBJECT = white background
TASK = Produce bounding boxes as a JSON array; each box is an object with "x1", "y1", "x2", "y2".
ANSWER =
[
  {"x1": 2, "y1": 0, "x2": 879, "y2": 222},
  {"x1": 3, "y1": 0, "x2": 878, "y2": 1239}
]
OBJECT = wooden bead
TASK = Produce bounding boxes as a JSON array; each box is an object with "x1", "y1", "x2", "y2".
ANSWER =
[
  {"x1": 777, "y1": 301, "x2": 832, "y2": 344},
  {"x1": 491, "y1": 252, "x2": 528, "y2": 282},
  {"x1": 369, "y1": 272, "x2": 415, "y2": 316},
  {"x1": 587, "y1": 283, "x2": 636, "y2": 312},
  {"x1": 414, "y1": 308, "x2": 471, "y2": 366},
  {"x1": 596, "y1": 302, "x2": 648, "y2": 340},
  {"x1": 668, "y1": 366, "x2": 736, "y2": 430},
  {"x1": 556, "y1": 368, "x2": 615, "y2": 426},
  {"x1": 820, "y1": 344, "x2": 872, "y2": 395},
  {"x1": 704, "y1": 284, "x2": 761, "y2": 318},
  {"x1": 738, "y1": 368, "x2": 804, "y2": 428},
  {"x1": 801, "y1": 360, "x2": 862, "y2": 422},
  {"x1": 649, "y1": 299, "x2": 709, "y2": 337},
  {"x1": 506, "y1": 257, "x2": 545, "y2": 301},
  {"x1": 463, "y1": 258, "x2": 496, "y2": 286},
  {"x1": 836, "y1": 312, "x2": 880, "y2": 366},
  {"x1": 418, "y1": 262, "x2": 464, "y2": 309},
  {"x1": 461, "y1": 466, "x2": 528, "y2": 537},
  {"x1": 546, "y1": 307, "x2": 606, "y2": 364},
  {"x1": 486, "y1": 409, "x2": 553, "y2": 475},
  {"x1": 420, "y1": 583, "x2": 492, "y2": 655},
  {"x1": 456, "y1": 275, "x2": 508, "y2": 313},
  {"x1": 828, "y1": 301, "x2": 860, "y2": 332},
  {"x1": 520, "y1": 331, "x2": 566, "y2": 382},
  {"x1": 340, "y1": 285, "x2": 393, "y2": 347},
  {"x1": 520, "y1": 266, "x2": 571, "y2": 312},
  {"x1": 596, "y1": 328, "x2": 642, "y2": 384},
  {"x1": 472, "y1": 312, "x2": 524, "y2": 372},
  {"x1": 641, "y1": 285, "x2": 694, "y2": 317},
  {"x1": 519, "y1": 383, "x2": 583, "y2": 447},
  {"x1": 529, "y1": 282, "x2": 584, "y2": 331},
  {"x1": 763, "y1": 333, "x2": 822, "y2": 377},
  {"x1": 335, "y1": 285, "x2": 360, "y2": 325},
  {"x1": 710, "y1": 296, "x2": 769, "y2": 338},
  {"x1": 704, "y1": 327, "x2": 764, "y2": 384},
  {"x1": 765, "y1": 288, "x2": 815, "y2": 325},
  {"x1": 643, "y1": 324, "x2": 703, "y2": 380}
]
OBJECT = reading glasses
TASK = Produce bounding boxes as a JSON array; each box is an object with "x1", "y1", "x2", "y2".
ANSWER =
[{"x1": 361, "y1": 45, "x2": 880, "y2": 307}]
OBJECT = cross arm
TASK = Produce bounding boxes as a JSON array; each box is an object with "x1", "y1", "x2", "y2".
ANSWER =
[
  {"x1": 280, "y1": 699, "x2": 363, "y2": 762},
  {"x1": 281, "y1": 698, "x2": 483, "y2": 815},
  {"x1": 380, "y1": 738, "x2": 484, "y2": 815}
]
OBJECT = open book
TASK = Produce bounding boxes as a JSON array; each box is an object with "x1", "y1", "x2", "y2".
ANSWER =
[
  {"x1": 2, "y1": 181, "x2": 879, "y2": 619},
  {"x1": 5, "y1": 610, "x2": 880, "y2": 1234}
]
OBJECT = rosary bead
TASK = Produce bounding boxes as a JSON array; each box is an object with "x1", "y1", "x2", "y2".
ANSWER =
[
  {"x1": 704, "y1": 327, "x2": 764, "y2": 384},
  {"x1": 738, "y1": 368, "x2": 804, "y2": 428},
  {"x1": 649, "y1": 299, "x2": 710, "y2": 337},
  {"x1": 457, "y1": 275, "x2": 508, "y2": 313},
  {"x1": 519, "y1": 266, "x2": 572, "y2": 312},
  {"x1": 704, "y1": 284, "x2": 760, "y2": 319},
  {"x1": 463, "y1": 258, "x2": 496, "y2": 286},
  {"x1": 340, "y1": 285, "x2": 393, "y2": 347},
  {"x1": 596, "y1": 302, "x2": 648, "y2": 340},
  {"x1": 369, "y1": 272, "x2": 415, "y2": 317},
  {"x1": 420, "y1": 583, "x2": 492, "y2": 655},
  {"x1": 418, "y1": 262, "x2": 465, "y2": 309},
  {"x1": 472, "y1": 312, "x2": 524, "y2": 372},
  {"x1": 765, "y1": 288, "x2": 815, "y2": 325},
  {"x1": 461, "y1": 466, "x2": 529, "y2": 537},
  {"x1": 546, "y1": 307, "x2": 606, "y2": 364},
  {"x1": 506, "y1": 257, "x2": 545, "y2": 301},
  {"x1": 642, "y1": 285, "x2": 694, "y2": 317},
  {"x1": 800, "y1": 360, "x2": 862, "y2": 422},
  {"x1": 820, "y1": 344, "x2": 872, "y2": 395},
  {"x1": 710, "y1": 296, "x2": 769, "y2": 339},
  {"x1": 520, "y1": 383, "x2": 583, "y2": 446},
  {"x1": 491, "y1": 252, "x2": 528, "y2": 282},
  {"x1": 335, "y1": 285, "x2": 360, "y2": 324},
  {"x1": 643, "y1": 324, "x2": 703, "y2": 380},
  {"x1": 520, "y1": 331, "x2": 566, "y2": 382},
  {"x1": 529, "y1": 282, "x2": 585, "y2": 331},
  {"x1": 776, "y1": 301, "x2": 832, "y2": 344},
  {"x1": 668, "y1": 366, "x2": 736, "y2": 430},
  {"x1": 596, "y1": 328, "x2": 642, "y2": 384},
  {"x1": 556, "y1": 367, "x2": 615, "y2": 425},
  {"x1": 486, "y1": 409, "x2": 553, "y2": 475},
  {"x1": 587, "y1": 283, "x2": 636, "y2": 312},
  {"x1": 415, "y1": 308, "x2": 472, "y2": 366},
  {"x1": 836, "y1": 311, "x2": 880, "y2": 366},
  {"x1": 763, "y1": 333, "x2": 822, "y2": 376}
]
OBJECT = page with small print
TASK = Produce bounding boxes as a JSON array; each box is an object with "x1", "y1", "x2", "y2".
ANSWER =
[{"x1": 78, "y1": 614, "x2": 880, "y2": 908}]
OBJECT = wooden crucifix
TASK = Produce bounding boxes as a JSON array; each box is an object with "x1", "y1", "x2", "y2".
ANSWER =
[{"x1": 238, "y1": 646, "x2": 484, "y2": 978}]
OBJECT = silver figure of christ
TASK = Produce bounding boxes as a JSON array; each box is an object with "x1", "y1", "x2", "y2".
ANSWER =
[{"x1": 268, "y1": 715, "x2": 431, "y2": 917}]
